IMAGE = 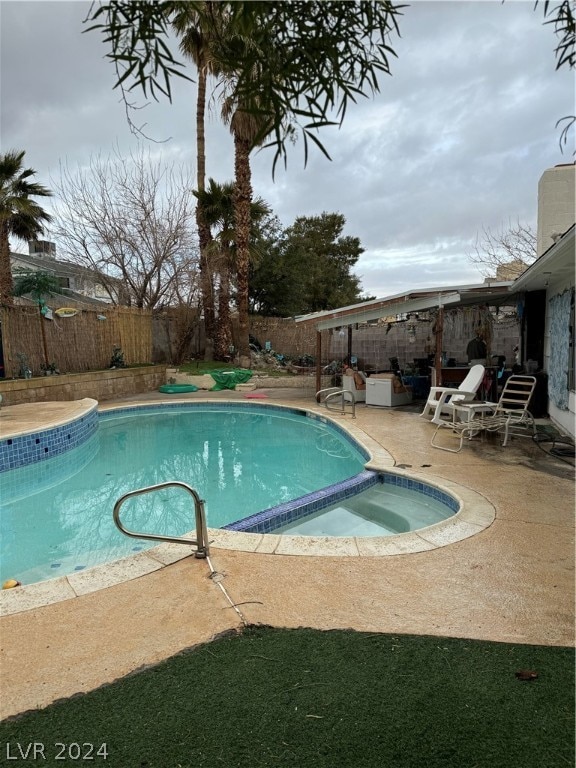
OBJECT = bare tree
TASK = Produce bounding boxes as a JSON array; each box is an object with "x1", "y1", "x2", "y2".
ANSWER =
[
  {"x1": 51, "y1": 149, "x2": 200, "y2": 309},
  {"x1": 469, "y1": 221, "x2": 537, "y2": 280}
]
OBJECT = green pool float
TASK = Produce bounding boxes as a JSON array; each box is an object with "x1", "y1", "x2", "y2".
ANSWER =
[{"x1": 159, "y1": 383, "x2": 199, "y2": 394}]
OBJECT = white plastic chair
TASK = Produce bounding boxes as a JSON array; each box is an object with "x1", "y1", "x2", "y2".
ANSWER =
[{"x1": 420, "y1": 364, "x2": 485, "y2": 424}]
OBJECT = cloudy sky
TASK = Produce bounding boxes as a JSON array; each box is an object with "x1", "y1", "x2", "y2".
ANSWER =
[{"x1": 1, "y1": 0, "x2": 573, "y2": 298}]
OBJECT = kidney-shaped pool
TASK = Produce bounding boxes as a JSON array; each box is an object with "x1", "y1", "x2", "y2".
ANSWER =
[{"x1": 0, "y1": 403, "x2": 459, "y2": 585}]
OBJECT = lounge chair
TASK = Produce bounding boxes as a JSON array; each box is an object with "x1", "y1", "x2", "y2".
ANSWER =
[
  {"x1": 420, "y1": 364, "x2": 485, "y2": 424},
  {"x1": 482, "y1": 374, "x2": 537, "y2": 441},
  {"x1": 430, "y1": 375, "x2": 537, "y2": 452}
]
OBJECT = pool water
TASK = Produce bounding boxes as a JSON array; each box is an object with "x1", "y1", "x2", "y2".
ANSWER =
[
  {"x1": 275, "y1": 484, "x2": 453, "y2": 537},
  {"x1": 0, "y1": 406, "x2": 366, "y2": 583}
]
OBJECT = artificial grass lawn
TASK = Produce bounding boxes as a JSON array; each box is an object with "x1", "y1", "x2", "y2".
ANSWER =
[{"x1": 0, "y1": 626, "x2": 573, "y2": 768}]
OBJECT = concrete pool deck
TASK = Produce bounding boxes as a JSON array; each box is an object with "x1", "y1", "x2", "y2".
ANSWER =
[{"x1": 0, "y1": 389, "x2": 574, "y2": 720}]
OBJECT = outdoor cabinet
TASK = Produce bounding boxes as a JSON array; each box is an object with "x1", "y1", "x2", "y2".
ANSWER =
[{"x1": 365, "y1": 375, "x2": 412, "y2": 407}]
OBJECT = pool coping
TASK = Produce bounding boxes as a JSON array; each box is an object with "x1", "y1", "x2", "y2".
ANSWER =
[{"x1": 0, "y1": 399, "x2": 496, "y2": 616}]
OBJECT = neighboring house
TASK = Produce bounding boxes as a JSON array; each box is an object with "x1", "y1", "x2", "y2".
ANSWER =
[
  {"x1": 10, "y1": 240, "x2": 125, "y2": 305},
  {"x1": 495, "y1": 259, "x2": 529, "y2": 281}
]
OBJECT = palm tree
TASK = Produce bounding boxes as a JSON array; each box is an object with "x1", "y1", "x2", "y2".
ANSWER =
[
  {"x1": 0, "y1": 150, "x2": 52, "y2": 305},
  {"x1": 195, "y1": 178, "x2": 269, "y2": 360},
  {"x1": 172, "y1": 2, "x2": 227, "y2": 360},
  {"x1": 224, "y1": 104, "x2": 273, "y2": 359},
  {"x1": 174, "y1": 3, "x2": 271, "y2": 360},
  {"x1": 194, "y1": 179, "x2": 235, "y2": 360},
  {"x1": 87, "y1": 1, "x2": 402, "y2": 356},
  {"x1": 13, "y1": 270, "x2": 61, "y2": 368}
]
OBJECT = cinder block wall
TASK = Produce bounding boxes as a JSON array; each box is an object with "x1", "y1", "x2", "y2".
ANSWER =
[
  {"x1": 249, "y1": 316, "x2": 519, "y2": 370},
  {"x1": 327, "y1": 318, "x2": 519, "y2": 370},
  {"x1": 0, "y1": 366, "x2": 167, "y2": 406}
]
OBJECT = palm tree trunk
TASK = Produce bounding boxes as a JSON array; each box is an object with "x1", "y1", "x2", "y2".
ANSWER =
[
  {"x1": 232, "y1": 132, "x2": 252, "y2": 361},
  {"x1": 214, "y1": 262, "x2": 232, "y2": 361},
  {"x1": 0, "y1": 221, "x2": 14, "y2": 305},
  {"x1": 195, "y1": 65, "x2": 216, "y2": 360}
]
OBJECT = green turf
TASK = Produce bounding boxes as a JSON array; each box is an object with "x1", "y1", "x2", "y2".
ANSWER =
[{"x1": 0, "y1": 627, "x2": 573, "y2": 768}]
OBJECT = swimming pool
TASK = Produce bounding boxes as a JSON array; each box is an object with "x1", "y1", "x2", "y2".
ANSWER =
[
  {"x1": 0, "y1": 402, "x2": 460, "y2": 586},
  {"x1": 1, "y1": 404, "x2": 366, "y2": 583}
]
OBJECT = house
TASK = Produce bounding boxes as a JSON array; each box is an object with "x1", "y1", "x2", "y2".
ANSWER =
[
  {"x1": 10, "y1": 240, "x2": 125, "y2": 305},
  {"x1": 513, "y1": 222, "x2": 575, "y2": 437},
  {"x1": 512, "y1": 163, "x2": 575, "y2": 438}
]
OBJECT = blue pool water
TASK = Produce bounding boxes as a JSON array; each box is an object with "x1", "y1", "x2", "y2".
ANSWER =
[{"x1": 0, "y1": 405, "x2": 367, "y2": 583}]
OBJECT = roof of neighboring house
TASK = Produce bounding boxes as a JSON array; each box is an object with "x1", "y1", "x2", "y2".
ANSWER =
[
  {"x1": 10, "y1": 251, "x2": 123, "y2": 288},
  {"x1": 14, "y1": 290, "x2": 111, "y2": 309}
]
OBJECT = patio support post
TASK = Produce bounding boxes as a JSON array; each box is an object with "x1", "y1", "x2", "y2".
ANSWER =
[
  {"x1": 434, "y1": 303, "x2": 444, "y2": 386},
  {"x1": 316, "y1": 330, "x2": 322, "y2": 393},
  {"x1": 347, "y1": 326, "x2": 352, "y2": 364}
]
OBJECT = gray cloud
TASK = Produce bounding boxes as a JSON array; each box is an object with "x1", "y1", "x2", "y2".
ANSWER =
[{"x1": 1, "y1": 0, "x2": 572, "y2": 299}]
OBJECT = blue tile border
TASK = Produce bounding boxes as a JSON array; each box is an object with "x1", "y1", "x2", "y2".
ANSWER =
[
  {"x1": 224, "y1": 470, "x2": 379, "y2": 533},
  {"x1": 1, "y1": 431, "x2": 100, "y2": 502},
  {"x1": 0, "y1": 406, "x2": 98, "y2": 472},
  {"x1": 224, "y1": 470, "x2": 460, "y2": 534}
]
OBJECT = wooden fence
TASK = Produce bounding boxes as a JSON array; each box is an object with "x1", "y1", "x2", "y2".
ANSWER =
[{"x1": 1, "y1": 303, "x2": 153, "y2": 378}]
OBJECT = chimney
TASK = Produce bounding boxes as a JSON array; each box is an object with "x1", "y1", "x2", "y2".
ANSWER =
[
  {"x1": 536, "y1": 164, "x2": 576, "y2": 257},
  {"x1": 28, "y1": 240, "x2": 56, "y2": 258}
]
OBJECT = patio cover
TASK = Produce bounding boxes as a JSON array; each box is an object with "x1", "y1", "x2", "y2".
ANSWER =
[{"x1": 294, "y1": 281, "x2": 515, "y2": 391}]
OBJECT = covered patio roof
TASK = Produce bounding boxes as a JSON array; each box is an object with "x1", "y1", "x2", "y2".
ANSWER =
[
  {"x1": 294, "y1": 280, "x2": 515, "y2": 331},
  {"x1": 295, "y1": 280, "x2": 517, "y2": 391}
]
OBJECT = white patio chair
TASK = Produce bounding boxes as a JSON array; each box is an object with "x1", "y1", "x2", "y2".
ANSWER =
[{"x1": 420, "y1": 364, "x2": 485, "y2": 425}]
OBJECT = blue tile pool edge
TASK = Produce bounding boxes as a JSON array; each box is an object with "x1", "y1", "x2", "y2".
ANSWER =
[
  {"x1": 224, "y1": 470, "x2": 460, "y2": 534},
  {"x1": 0, "y1": 405, "x2": 99, "y2": 472}
]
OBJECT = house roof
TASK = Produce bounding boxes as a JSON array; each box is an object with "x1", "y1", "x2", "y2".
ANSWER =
[
  {"x1": 12, "y1": 251, "x2": 91, "y2": 278},
  {"x1": 511, "y1": 223, "x2": 575, "y2": 292},
  {"x1": 14, "y1": 290, "x2": 111, "y2": 309},
  {"x1": 10, "y1": 251, "x2": 123, "y2": 288}
]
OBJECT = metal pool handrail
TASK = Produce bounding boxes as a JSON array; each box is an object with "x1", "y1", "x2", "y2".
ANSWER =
[
  {"x1": 316, "y1": 387, "x2": 356, "y2": 419},
  {"x1": 113, "y1": 481, "x2": 209, "y2": 559}
]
